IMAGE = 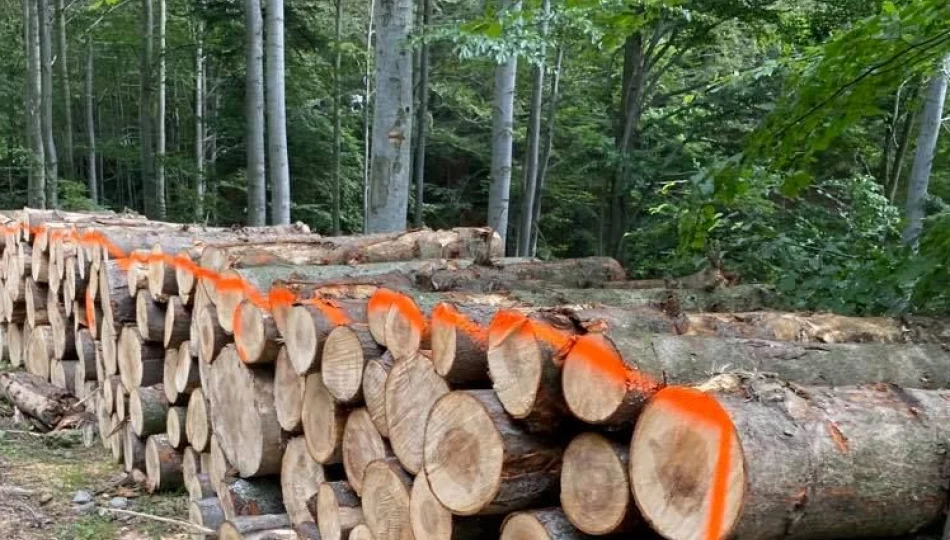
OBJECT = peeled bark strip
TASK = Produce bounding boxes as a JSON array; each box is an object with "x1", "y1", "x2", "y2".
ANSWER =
[
  {"x1": 560, "y1": 433, "x2": 636, "y2": 535},
  {"x1": 186, "y1": 388, "x2": 212, "y2": 452},
  {"x1": 280, "y1": 436, "x2": 325, "y2": 527},
  {"x1": 118, "y1": 326, "x2": 165, "y2": 390},
  {"x1": 274, "y1": 347, "x2": 304, "y2": 433},
  {"x1": 136, "y1": 289, "x2": 166, "y2": 342},
  {"x1": 145, "y1": 434, "x2": 185, "y2": 493},
  {"x1": 342, "y1": 408, "x2": 390, "y2": 496},
  {"x1": 0, "y1": 371, "x2": 76, "y2": 429},
  {"x1": 166, "y1": 406, "x2": 188, "y2": 449},
  {"x1": 563, "y1": 333, "x2": 950, "y2": 427},
  {"x1": 25, "y1": 277, "x2": 48, "y2": 327},
  {"x1": 26, "y1": 325, "x2": 54, "y2": 380},
  {"x1": 500, "y1": 509, "x2": 593, "y2": 540},
  {"x1": 218, "y1": 477, "x2": 285, "y2": 519},
  {"x1": 410, "y1": 469, "x2": 501, "y2": 540},
  {"x1": 191, "y1": 497, "x2": 227, "y2": 533},
  {"x1": 207, "y1": 346, "x2": 283, "y2": 477},
  {"x1": 123, "y1": 427, "x2": 146, "y2": 473},
  {"x1": 164, "y1": 295, "x2": 191, "y2": 348},
  {"x1": 301, "y1": 372, "x2": 345, "y2": 464},
  {"x1": 235, "y1": 301, "x2": 281, "y2": 365},
  {"x1": 197, "y1": 304, "x2": 229, "y2": 364},
  {"x1": 130, "y1": 385, "x2": 170, "y2": 437},
  {"x1": 630, "y1": 375, "x2": 950, "y2": 540},
  {"x1": 386, "y1": 351, "x2": 449, "y2": 473},
  {"x1": 184, "y1": 447, "x2": 216, "y2": 502},
  {"x1": 362, "y1": 458, "x2": 413, "y2": 540},
  {"x1": 316, "y1": 481, "x2": 364, "y2": 540},
  {"x1": 362, "y1": 353, "x2": 394, "y2": 438},
  {"x1": 323, "y1": 324, "x2": 382, "y2": 404},
  {"x1": 218, "y1": 515, "x2": 292, "y2": 540},
  {"x1": 424, "y1": 390, "x2": 561, "y2": 516}
]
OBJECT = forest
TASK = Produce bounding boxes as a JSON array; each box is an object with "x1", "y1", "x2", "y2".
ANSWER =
[{"x1": 0, "y1": 0, "x2": 949, "y2": 316}]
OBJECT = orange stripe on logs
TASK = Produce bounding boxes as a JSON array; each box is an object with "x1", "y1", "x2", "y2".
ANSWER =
[
  {"x1": 390, "y1": 292, "x2": 427, "y2": 336},
  {"x1": 302, "y1": 297, "x2": 351, "y2": 326},
  {"x1": 432, "y1": 303, "x2": 487, "y2": 346},
  {"x1": 368, "y1": 288, "x2": 400, "y2": 317}
]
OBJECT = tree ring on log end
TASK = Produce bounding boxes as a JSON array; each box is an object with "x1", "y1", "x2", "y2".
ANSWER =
[
  {"x1": 561, "y1": 432, "x2": 632, "y2": 534},
  {"x1": 487, "y1": 317, "x2": 541, "y2": 419},
  {"x1": 286, "y1": 306, "x2": 319, "y2": 375},
  {"x1": 321, "y1": 326, "x2": 365, "y2": 403}
]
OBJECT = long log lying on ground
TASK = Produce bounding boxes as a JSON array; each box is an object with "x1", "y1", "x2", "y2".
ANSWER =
[
  {"x1": 630, "y1": 374, "x2": 950, "y2": 540},
  {"x1": 424, "y1": 390, "x2": 561, "y2": 516},
  {"x1": 561, "y1": 332, "x2": 950, "y2": 427},
  {"x1": 0, "y1": 371, "x2": 77, "y2": 430},
  {"x1": 510, "y1": 284, "x2": 779, "y2": 313}
]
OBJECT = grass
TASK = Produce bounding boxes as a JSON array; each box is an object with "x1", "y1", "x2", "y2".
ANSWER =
[{"x1": 52, "y1": 516, "x2": 118, "y2": 540}]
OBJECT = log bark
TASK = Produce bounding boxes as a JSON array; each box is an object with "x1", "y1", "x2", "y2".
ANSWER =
[
  {"x1": 560, "y1": 433, "x2": 637, "y2": 535},
  {"x1": 316, "y1": 481, "x2": 364, "y2": 540},
  {"x1": 136, "y1": 289, "x2": 166, "y2": 342},
  {"x1": 420, "y1": 257, "x2": 624, "y2": 292},
  {"x1": 0, "y1": 371, "x2": 76, "y2": 429},
  {"x1": 431, "y1": 303, "x2": 495, "y2": 386},
  {"x1": 218, "y1": 477, "x2": 285, "y2": 519},
  {"x1": 130, "y1": 385, "x2": 170, "y2": 437},
  {"x1": 146, "y1": 434, "x2": 185, "y2": 492},
  {"x1": 510, "y1": 284, "x2": 779, "y2": 313},
  {"x1": 285, "y1": 302, "x2": 366, "y2": 375},
  {"x1": 410, "y1": 469, "x2": 501, "y2": 540},
  {"x1": 197, "y1": 304, "x2": 229, "y2": 364},
  {"x1": 190, "y1": 497, "x2": 227, "y2": 533},
  {"x1": 166, "y1": 406, "x2": 188, "y2": 449},
  {"x1": 386, "y1": 351, "x2": 449, "y2": 474},
  {"x1": 184, "y1": 446, "x2": 215, "y2": 501},
  {"x1": 26, "y1": 325, "x2": 54, "y2": 380},
  {"x1": 218, "y1": 515, "x2": 292, "y2": 540},
  {"x1": 280, "y1": 436, "x2": 325, "y2": 527},
  {"x1": 25, "y1": 277, "x2": 48, "y2": 327},
  {"x1": 186, "y1": 388, "x2": 211, "y2": 452},
  {"x1": 562, "y1": 333, "x2": 950, "y2": 427},
  {"x1": 301, "y1": 372, "x2": 345, "y2": 464},
  {"x1": 118, "y1": 326, "x2": 165, "y2": 390},
  {"x1": 235, "y1": 301, "x2": 280, "y2": 365},
  {"x1": 362, "y1": 353, "x2": 394, "y2": 438},
  {"x1": 362, "y1": 458, "x2": 413, "y2": 540},
  {"x1": 164, "y1": 296, "x2": 191, "y2": 348},
  {"x1": 500, "y1": 509, "x2": 593, "y2": 540},
  {"x1": 99, "y1": 260, "x2": 136, "y2": 330},
  {"x1": 629, "y1": 375, "x2": 950, "y2": 540},
  {"x1": 207, "y1": 346, "x2": 283, "y2": 477},
  {"x1": 323, "y1": 324, "x2": 383, "y2": 404},
  {"x1": 424, "y1": 390, "x2": 561, "y2": 515},
  {"x1": 274, "y1": 347, "x2": 304, "y2": 433},
  {"x1": 123, "y1": 427, "x2": 146, "y2": 472},
  {"x1": 343, "y1": 408, "x2": 391, "y2": 496}
]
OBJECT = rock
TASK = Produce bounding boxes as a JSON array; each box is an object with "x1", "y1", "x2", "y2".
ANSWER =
[
  {"x1": 72, "y1": 490, "x2": 93, "y2": 504},
  {"x1": 38, "y1": 492, "x2": 53, "y2": 505},
  {"x1": 75, "y1": 501, "x2": 96, "y2": 515},
  {"x1": 108, "y1": 497, "x2": 129, "y2": 509}
]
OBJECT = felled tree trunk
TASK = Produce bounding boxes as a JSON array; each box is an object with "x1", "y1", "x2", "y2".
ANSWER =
[
  {"x1": 0, "y1": 371, "x2": 76, "y2": 429},
  {"x1": 218, "y1": 477, "x2": 285, "y2": 519}
]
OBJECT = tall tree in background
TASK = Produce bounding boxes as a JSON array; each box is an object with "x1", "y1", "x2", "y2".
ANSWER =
[
  {"x1": 332, "y1": 0, "x2": 343, "y2": 234},
  {"x1": 245, "y1": 0, "x2": 267, "y2": 226},
  {"x1": 39, "y1": 0, "x2": 57, "y2": 207},
  {"x1": 530, "y1": 47, "x2": 563, "y2": 255},
  {"x1": 903, "y1": 54, "x2": 950, "y2": 246},
  {"x1": 155, "y1": 0, "x2": 166, "y2": 218},
  {"x1": 412, "y1": 0, "x2": 431, "y2": 228},
  {"x1": 195, "y1": 17, "x2": 205, "y2": 220},
  {"x1": 487, "y1": 0, "x2": 518, "y2": 249},
  {"x1": 54, "y1": 0, "x2": 73, "y2": 177},
  {"x1": 139, "y1": 0, "x2": 155, "y2": 217},
  {"x1": 26, "y1": 0, "x2": 45, "y2": 208},
  {"x1": 266, "y1": 0, "x2": 290, "y2": 225},
  {"x1": 367, "y1": 0, "x2": 414, "y2": 232},
  {"x1": 85, "y1": 35, "x2": 97, "y2": 204},
  {"x1": 516, "y1": 0, "x2": 549, "y2": 256}
]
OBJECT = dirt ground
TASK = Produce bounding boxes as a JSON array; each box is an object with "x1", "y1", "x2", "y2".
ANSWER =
[{"x1": 0, "y1": 375, "x2": 190, "y2": 539}]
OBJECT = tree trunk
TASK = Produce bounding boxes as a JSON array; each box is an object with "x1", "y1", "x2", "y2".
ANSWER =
[
  {"x1": 140, "y1": 0, "x2": 155, "y2": 217},
  {"x1": 245, "y1": 0, "x2": 267, "y2": 226},
  {"x1": 500, "y1": 509, "x2": 592, "y2": 540},
  {"x1": 316, "y1": 481, "x2": 364, "y2": 540},
  {"x1": 155, "y1": 0, "x2": 167, "y2": 218},
  {"x1": 39, "y1": 0, "x2": 58, "y2": 207},
  {"x1": 362, "y1": 458, "x2": 414, "y2": 540},
  {"x1": 561, "y1": 433, "x2": 637, "y2": 535},
  {"x1": 301, "y1": 372, "x2": 346, "y2": 464},
  {"x1": 530, "y1": 48, "x2": 564, "y2": 255},
  {"x1": 145, "y1": 433, "x2": 184, "y2": 492},
  {"x1": 54, "y1": 0, "x2": 73, "y2": 178},
  {"x1": 195, "y1": 19, "x2": 205, "y2": 219},
  {"x1": 386, "y1": 351, "x2": 449, "y2": 474},
  {"x1": 342, "y1": 408, "x2": 390, "y2": 497},
  {"x1": 27, "y1": 0, "x2": 46, "y2": 208},
  {"x1": 487, "y1": 0, "x2": 519, "y2": 250},
  {"x1": 424, "y1": 390, "x2": 561, "y2": 515},
  {"x1": 903, "y1": 53, "x2": 950, "y2": 245},
  {"x1": 367, "y1": 0, "x2": 414, "y2": 233},
  {"x1": 0, "y1": 371, "x2": 76, "y2": 430},
  {"x1": 280, "y1": 436, "x2": 325, "y2": 527},
  {"x1": 413, "y1": 0, "x2": 431, "y2": 228},
  {"x1": 632, "y1": 375, "x2": 950, "y2": 540},
  {"x1": 332, "y1": 0, "x2": 343, "y2": 234},
  {"x1": 266, "y1": 0, "x2": 290, "y2": 225},
  {"x1": 516, "y1": 0, "x2": 549, "y2": 257}
]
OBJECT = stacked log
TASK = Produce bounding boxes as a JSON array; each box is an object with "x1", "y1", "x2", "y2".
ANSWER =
[{"x1": 4, "y1": 207, "x2": 950, "y2": 540}]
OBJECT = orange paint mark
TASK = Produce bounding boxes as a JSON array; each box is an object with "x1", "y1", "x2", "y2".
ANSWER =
[
  {"x1": 368, "y1": 288, "x2": 400, "y2": 317},
  {"x1": 567, "y1": 334, "x2": 659, "y2": 391},
  {"x1": 268, "y1": 287, "x2": 296, "y2": 309},
  {"x1": 526, "y1": 319, "x2": 574, "y2": 355},
  {"x1": 654, "y1": 386, "x2": 735, "y2": 540},
  {"x1": 827, "y1": 422, "x2": 849, "y2": 453},
  {"x1": 432, "y1": 303, "x2": 487, "y2": 346},
  {"x1": 488, "y1": 309, "x2": 529, "y2": 344},
  {"x1": 391, "y1": 292, "x2": 427, "y2": 337},
  {"x1": 303, "y1": 297, "x2": 351, "y2": 326}
]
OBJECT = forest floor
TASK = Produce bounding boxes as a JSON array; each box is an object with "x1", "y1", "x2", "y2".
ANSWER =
[{"x1": 0, "y1": 367, "x2": 189, "y2": 540}]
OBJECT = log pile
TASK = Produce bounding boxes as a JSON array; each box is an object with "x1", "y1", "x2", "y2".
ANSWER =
[{"x1": 2, "y1": 207, "x2": 950, "y2": 540}]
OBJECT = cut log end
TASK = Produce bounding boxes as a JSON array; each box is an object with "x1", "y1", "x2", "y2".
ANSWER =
[
  {"x1": 235, "y1": 301, "x2": 279, "y2": 365},
  {"x1": 186, "y1": 388, "x2": 211, "y2": 453},
  {"x1": 145, "y1": 434, "x2": 185, "y2": 493},
  {"x1": 342, "y1": 408, "x2": 388, "y2": 496},
  {"x1": 301, "y1": 372, "x2": 345, "y2": 464},
  {"x1": 317, "y1": 481, "x2": 364, "y2": 540},
  {"x1": 362, "y1": 354, "x2": 393, "y2": 438},
  {"x1": 274, "y1": 347, "x2": 304, "y2": 434},
  {"x1": 560, "y1": 432, "x2": 635, "y2": 535},
  {"x1": 129, "y1": 385, "x2": 170, "y2": 437},
  {"x1": 362, "y1": 459, "x2": 413, "y2": 540},
  {"x1": 409, "y1": 469, "x2": 453, "y2": 540},
  {"x1": 500, "y1": 509, "x2": 591, "y2": 540},
  {"x1": 322, "y1": 326, "x2": 373, "y2": 404},
  {"x1": 280, "y1": 436, "x2": 325, "y2": 527},
  {"x1": 385, "y1": 351, "x2": 449, "y2": 474}
]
